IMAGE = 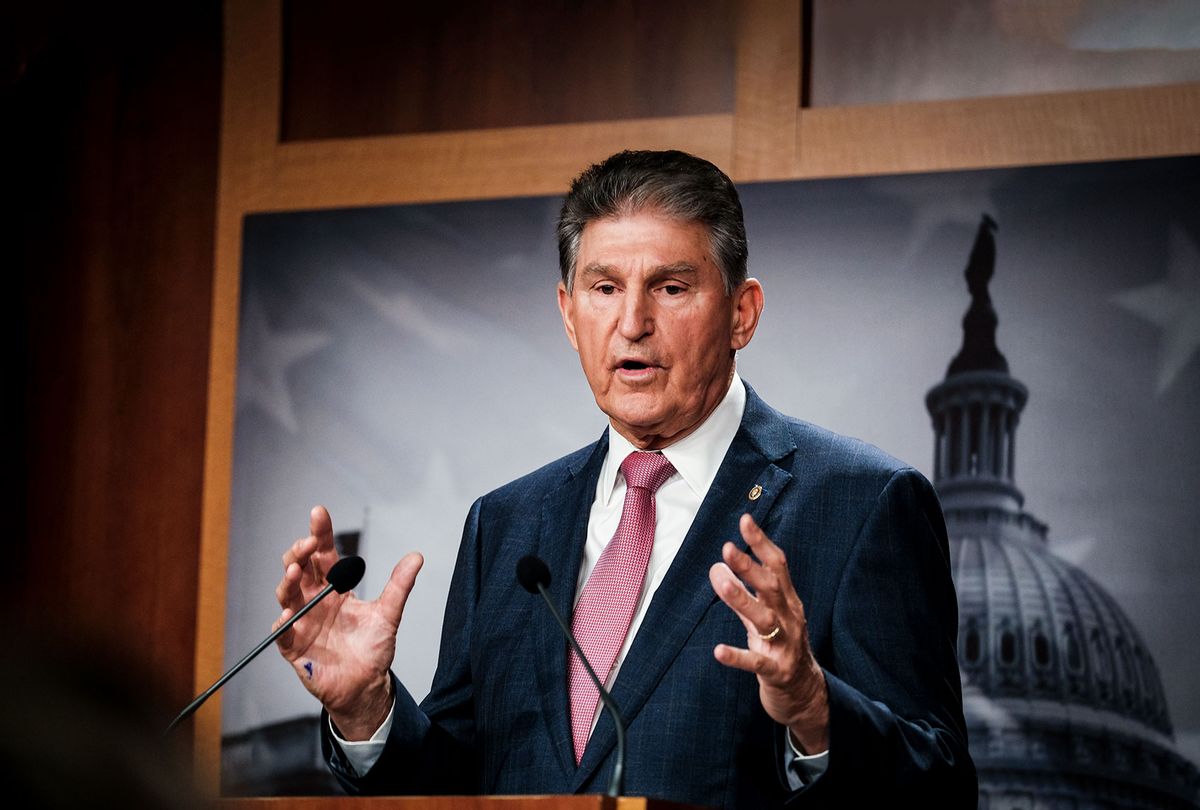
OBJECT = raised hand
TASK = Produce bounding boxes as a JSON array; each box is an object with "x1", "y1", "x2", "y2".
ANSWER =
[
  {"x1": 274, "y1": 505, "x2": 424, "y2": 740},
  {"x1": 709, "y1": 513, "x2": 829, "y2": 753}
]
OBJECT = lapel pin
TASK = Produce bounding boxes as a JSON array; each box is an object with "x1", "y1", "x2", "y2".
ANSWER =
[{"x1": 748, "y1": 484, "x2": 763, "y2": 501}]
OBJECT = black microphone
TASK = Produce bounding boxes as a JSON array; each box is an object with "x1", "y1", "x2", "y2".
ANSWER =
[
  {"x1": 517, "y1": 554, "x2": 626, "y2": 798},
  {"x1": 165, "y1": 555, "x2": 366, "y2": 735}
]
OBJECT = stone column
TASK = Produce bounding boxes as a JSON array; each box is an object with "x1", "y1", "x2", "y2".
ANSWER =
[
  {"x1": 979, "y1": 398, "x2": 992, "y2": 479},
  {"x1": 958, "y1": 402, "x2": 970, "y2": 477}
]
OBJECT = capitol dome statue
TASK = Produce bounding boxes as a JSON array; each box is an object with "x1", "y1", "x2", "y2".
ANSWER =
[{"x1": 926, "y1": 216, "x2": 1199, "y2": 809}]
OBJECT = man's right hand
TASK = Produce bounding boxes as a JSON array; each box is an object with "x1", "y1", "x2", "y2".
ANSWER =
[{"x1": 273, "y1": 505, "x2": 424, "y2": 741}]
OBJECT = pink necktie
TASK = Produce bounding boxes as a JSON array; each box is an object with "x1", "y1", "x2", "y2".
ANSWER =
[{"x1": 568, "y1": 450, "x2": 676, "y2": 764}]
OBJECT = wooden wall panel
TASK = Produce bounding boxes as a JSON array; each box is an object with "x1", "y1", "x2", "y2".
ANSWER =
[
  {"x1": 282, "y1": 0, "x2": 736, "y2": 140},
  {"x1": 11, "y1": 3, "x2": 221, "y2": 727}
]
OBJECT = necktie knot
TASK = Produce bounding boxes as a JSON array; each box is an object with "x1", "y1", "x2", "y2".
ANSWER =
[{"x1": 620, "y1": 451, "x2": 676, "y2": 493}]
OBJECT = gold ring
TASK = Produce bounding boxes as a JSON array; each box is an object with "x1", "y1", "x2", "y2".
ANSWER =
[{"x1": 758, "y1": 626, "x2": 782, "y2": 641}]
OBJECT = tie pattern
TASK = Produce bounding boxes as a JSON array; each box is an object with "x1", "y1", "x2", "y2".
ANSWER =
[{"x1": 568, "y1": 450, "x2": 676, "y2": 764}]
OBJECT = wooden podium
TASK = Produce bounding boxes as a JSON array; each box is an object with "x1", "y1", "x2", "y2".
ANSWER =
[{"x1": 219, "y1": 797, "x2": 706, "y2": 809}]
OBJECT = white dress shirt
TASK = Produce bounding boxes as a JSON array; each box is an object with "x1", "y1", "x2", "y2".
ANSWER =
[
  {"x1": 334, "y1": 372, "x2": 827, "y2": 787},
  {"x1": 574, "y1": 368, "x2": 747, "y2": 727}
]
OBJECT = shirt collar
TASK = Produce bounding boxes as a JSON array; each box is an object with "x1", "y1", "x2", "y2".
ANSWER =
[{"x1": 600, "y1": 371, "x2": 747, "y2": 506}]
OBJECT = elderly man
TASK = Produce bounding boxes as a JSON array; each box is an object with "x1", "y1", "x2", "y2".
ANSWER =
[{"x1": 273, "y1": 150, "x2": 977, "y2": 807}]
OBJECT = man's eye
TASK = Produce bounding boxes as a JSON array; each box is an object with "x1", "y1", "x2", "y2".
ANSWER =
[
  {"x1": 662, "y1": 285, "x2": 685, "y2": 295},
  {"x1": 596, "y1": 284, "x2": 617, "y2": 295}
]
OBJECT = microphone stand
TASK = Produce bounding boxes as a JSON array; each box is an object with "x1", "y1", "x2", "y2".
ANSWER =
[
  {"x1": 165, "y1": 552, "x2": 364, "y2": 737},
  {"x1": 533, "y1": 581, "x2": 626, "y2": 798}
]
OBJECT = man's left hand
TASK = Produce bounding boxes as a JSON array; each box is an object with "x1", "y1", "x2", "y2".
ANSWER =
[{"x1": 709, "y1": 513, "x2": 830, "y2": 754}]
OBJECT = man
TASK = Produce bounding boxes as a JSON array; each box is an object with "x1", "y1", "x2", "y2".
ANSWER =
[{"x1": 273, "y1": 150, "x2": 977, "y2": 807}]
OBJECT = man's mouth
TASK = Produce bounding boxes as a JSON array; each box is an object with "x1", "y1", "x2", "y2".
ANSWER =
[{"x1": 614, "y1": 359, "x2": 660, "y2": 380}]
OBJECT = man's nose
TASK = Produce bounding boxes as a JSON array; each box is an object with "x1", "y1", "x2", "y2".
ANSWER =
[{"x1": 617, "y1": 287, "x2": 654, "y2": 340}]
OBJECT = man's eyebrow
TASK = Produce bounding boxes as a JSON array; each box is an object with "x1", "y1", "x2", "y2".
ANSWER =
[
  {"x1": 577, "y1": 261, "x2": 700, "y2": 280},
  {"x1": 652, "y1": 262, "x2": 699, "y2": 278},
  {"x1": 578, "y1": 263, "x2": 613, "y2": 280}
]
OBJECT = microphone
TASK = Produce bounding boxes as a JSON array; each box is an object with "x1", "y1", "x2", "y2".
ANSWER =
[
  {"x1": 516, "y1": 554, "x2": 626, "y2": 798},
  {"x1": 165, "y1": 555, "x2": 366, "y2": 735}
]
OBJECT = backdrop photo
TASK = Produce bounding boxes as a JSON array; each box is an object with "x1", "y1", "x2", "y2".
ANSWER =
[{"x1": 220, "y1": 156, "x2": 1200, "y2": 803}]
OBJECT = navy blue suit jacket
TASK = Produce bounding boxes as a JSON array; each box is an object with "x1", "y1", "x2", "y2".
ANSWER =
[{"x1": 324, "y1": 386, "x2": 977, "y2": 807}]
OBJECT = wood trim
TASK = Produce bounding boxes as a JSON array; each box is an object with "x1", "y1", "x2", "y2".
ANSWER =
[
  {"x1": 732, "y1": 0, "x2": 802, "y2": 180},
  {"x1": 267, "y1": 115, "x2": 735, "y2": 210},
  {"x1": 796, "y1": 82, "x2": 1200, "y2": 178},
  {"x1": 194, "y1": 0, "x2": 284, "y2": 783}
]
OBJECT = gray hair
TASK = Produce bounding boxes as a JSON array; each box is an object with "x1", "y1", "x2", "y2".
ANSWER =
[{"x1": 556, "y1": 150, "x2": 748, "y2": 294}]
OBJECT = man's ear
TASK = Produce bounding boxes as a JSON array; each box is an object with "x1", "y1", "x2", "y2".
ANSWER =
[
  {"x1": 557, "y1": 282, "x2": 580, "y2": 351},
  {"x1": 730, "y1": 278, "x2": 764, "y2": 351}
]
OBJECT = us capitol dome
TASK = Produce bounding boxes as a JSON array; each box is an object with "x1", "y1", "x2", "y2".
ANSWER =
[{"x1": 925, "y1": 216, "x2": 1199, "y2": 809}]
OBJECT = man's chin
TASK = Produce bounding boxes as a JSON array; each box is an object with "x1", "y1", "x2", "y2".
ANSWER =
[{"x1": 605, "y1": 409, "x2": 690, "y2": 450}]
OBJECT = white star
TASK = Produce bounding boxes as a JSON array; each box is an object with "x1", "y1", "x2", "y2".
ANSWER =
[
  {"x1": 347, "y1": 274, "x2": 477, "y2": 355},
  {"x1": 236, "y1": 288, "x2": 332, "y2": 432},
  {"x1": 1048, "y1": 534, "x2": 1098, "y2": 568},
  {"x1": 868, "y1": 173, "x2": 1000, "y2": 270},
  {"x1": 1111, "y1": 225, "x2": 1200, "y2": 395}
]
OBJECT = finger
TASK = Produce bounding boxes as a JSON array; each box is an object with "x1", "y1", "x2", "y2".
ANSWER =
[
  {"x1": 282, "y1": 534, "x2": 317, "y2": 571},
  {"x1": 709, "y1": 562, "x2": 778, "y2": 636},
  {"x1": 274, "y1": 561, "x2": 306, "y2": 611},
  {"x1": 309, "y1": 505, "x2": 336, "y2": 554},
  {"x1": 280, "y1": 506, "x2": 339, "y2": 590},
  {"x1": 713, "y1": 642, "x2": 780, "y2": 679},
  {"x1": 721, "y1": 540, "x2": 771, "y2": 593},
  {"x1": 739, "y1": 513, "x2": 787, "y2": 569},
  {"x1": 721, "y1": 541, "x2": 790, "y2": 612},
  {"x1": 378, "y1": 552, "x2": 424, "y2": 627},
  {"x1": 281, "y1": 507, "x2": 336, "y2": 570},
  {"x1": 273, "y1": 607, "x2": 297, "y2": 656},
  {"x1": 736, "y1": 515, "x2": 798, "y2": 608},
  {"x1": 303, "y1": 505, "x2": 341, "y2": 583}
]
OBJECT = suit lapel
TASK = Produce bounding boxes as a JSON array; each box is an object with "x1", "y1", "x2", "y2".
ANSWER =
[
  {"x1": 571, "y1": 386, "x2": 797, "y2": 790},
  {"x1": 532, "y1": 430, "x2": 608, "y2": 781}
]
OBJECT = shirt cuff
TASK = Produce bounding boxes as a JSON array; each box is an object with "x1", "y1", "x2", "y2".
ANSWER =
[
  {"x1": 783, "y1": 727, "x2": 829, "y2": 788},
  {"x1": 328, "y1": 696, "x2": 396, "y2": 777}
]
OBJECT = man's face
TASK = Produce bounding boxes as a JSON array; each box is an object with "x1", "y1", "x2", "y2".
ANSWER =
[{"x1": 558, "y1": 210, "x2": 763, "y2": 449}]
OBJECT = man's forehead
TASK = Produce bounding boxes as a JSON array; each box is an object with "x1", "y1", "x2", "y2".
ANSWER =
[
  {"x1": 583, "y1": 207, "x2": 704, "y2": 233},
  {"x1": 578, "y1": 213, "x2": 711, "y2": 253}
]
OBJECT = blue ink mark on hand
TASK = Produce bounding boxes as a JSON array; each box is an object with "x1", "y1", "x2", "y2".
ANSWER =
[{"x1": 303, "y1": 661, "x2": 314, "y2": 679}]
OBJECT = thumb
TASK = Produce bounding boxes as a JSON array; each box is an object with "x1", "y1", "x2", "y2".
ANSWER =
[{"x1": 378, "y1": 552, "x2": 424, "y2": 626}]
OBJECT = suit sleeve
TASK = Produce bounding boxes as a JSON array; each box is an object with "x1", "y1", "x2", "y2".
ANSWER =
[
  {"x1": 321, "y1": 497, "x2": 485, "y2": 795},
  {"x1": 785, "y1": 468, "x2": 977, "y2": 807}
]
